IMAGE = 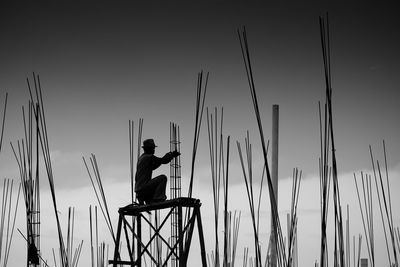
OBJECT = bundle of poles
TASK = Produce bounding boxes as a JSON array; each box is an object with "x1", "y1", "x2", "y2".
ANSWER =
[
  {"x1": 0, "y1": 178, "x2": 21, "y2": 267},
  {"x1": 83, "y1": 154, "x2": 116, "y2": 246},
  {"x1": 317, "y1": 14, "x2": 347, "y2": 267},
  {"x1": 206, "y1": 107, "x2": 224, "y2": 267},
  {"x1": 353, "y1": 142, "x2": 399, "y2": 267},
  {"x1": 206, "y1": 105, "x2": 242, "y2": 267},
  {"x1": 237, "y1": 26, "x2": 288, "y2": 267},
  {"x1": 10, "y1": 87, "x2": 42, "y2": 266},
  {"x1": 12, "y1": 73, "x2": 84, "y2": 267},
  {"x1": 89, "y1": 205, "x2": 109, "y2": 267},
  {"x1": 236, "y1": 132, "x2": 264, "y2": 267},
  {"x1": 184, "y1": 70, "x2": 208, "y2": 256},
  {"x1": 52, "y1": 207, "x2": 84, "y2": 267},
  {"x1": 84, "y1": 118, "x2": 143, "y2": 266},
  {"x1": 369, "y1": 143, "x2": 398, "y2": 266},
  {"x1": 316, "y1": 14, "x2": 400, "y2": 267},
  {"x1": 0, "y1": 93, "x2": 22, "y2": 267}
]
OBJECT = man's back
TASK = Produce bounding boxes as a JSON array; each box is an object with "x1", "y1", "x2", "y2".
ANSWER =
[
  {"x1": 135, "y1": 152, "x2": 172, "y2": 192},
  {"x1": 135, "y1": 153, "x2": 154, "y2": 192}
]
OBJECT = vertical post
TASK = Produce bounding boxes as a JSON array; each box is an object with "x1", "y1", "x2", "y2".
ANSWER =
[
  {"x1": 182, "y1": 210, "x2": 196, "y2": 262},
  {"x1": 112, "y1": 214, "x2": 123, "y2": 267},
  {"x1": 272, "y1": 105, "x2": 279, "y2": 210},
  {"x1": 178, "y1": 205, "x2": 184, "y2": 266},
  {"x1": 294, "y1": 226, "x2": 298, "y2": 267},
  {"x1": 137, "y1": 214, "x2": 142, "y2": 267},
  {"x1": 270, "y1": 104, "x2": 279, "y2": 267},
  {"x1": 35, "y1": 103, "x2": 41, "y2": 266},
  {"x1": 360, "y1": 258, "x2": 368, "y2": 267},
  {"x1": 196, "y1": 206, "x2": 207, "y2": 267}
]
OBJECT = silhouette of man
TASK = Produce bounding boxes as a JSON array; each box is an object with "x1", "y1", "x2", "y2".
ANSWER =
[{"x1": 135, "y1": 139, "x2": 180, "y2": 204}]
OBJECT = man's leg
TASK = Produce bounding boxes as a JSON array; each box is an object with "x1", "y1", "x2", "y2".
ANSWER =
[
  {"x1": 136, "y1": 175, "x2": 167, "y2": 204},
  {"x1": 148, "y1": 174, "x2": 167, "y2": 202}
]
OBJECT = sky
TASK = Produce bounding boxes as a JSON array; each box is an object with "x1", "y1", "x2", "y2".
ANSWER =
[{"x1": 0, "y1": 1, "x2": 399, "y2": 266}]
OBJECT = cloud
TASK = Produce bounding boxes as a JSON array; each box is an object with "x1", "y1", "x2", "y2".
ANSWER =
[
  {"x1": 38, "y1": 150, "x2": 131, "y2": 190},
  {"x1": 5, "y1": 153, "x2": 400, "y2": 267}
]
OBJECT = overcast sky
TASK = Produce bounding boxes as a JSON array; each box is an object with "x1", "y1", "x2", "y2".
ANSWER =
[{"x1": 0, "y1": 1, "x2": 399, "y2": 266}]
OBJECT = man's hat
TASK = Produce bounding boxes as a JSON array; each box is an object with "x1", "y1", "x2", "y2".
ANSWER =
[{"x1": 142, "y1": 139, "x2": 157, "y2": 148}]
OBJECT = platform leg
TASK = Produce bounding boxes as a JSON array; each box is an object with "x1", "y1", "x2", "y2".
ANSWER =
[
  {"x1": 182, "y1": 210, "x2": 196, "y2": 263},
  {"x1": 196, "y1": 207, "x2": 207, "y2": 267},
  {"x1": 178, "y1": 205, "x2": 184, "y2": 266},
  {"x1": 112, "y1": 214, "x2": 123, "y2": 267},
  {"x1": 136, "y1": 214, "x2": 142, "y2": 267}
]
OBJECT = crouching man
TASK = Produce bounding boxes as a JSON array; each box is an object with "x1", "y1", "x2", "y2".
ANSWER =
[{"x1": 135, "y1": 139, "x2": 180, "y2": 204}]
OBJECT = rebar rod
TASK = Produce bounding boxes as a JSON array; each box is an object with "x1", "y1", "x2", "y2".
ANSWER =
[
  {"x1": 0, "y1": 92, "x2": 8, "y2": 154},
  {"x1": 207, "y1": 107, "x2": 223, "y2": 267},
  {"x1": 370, "y1": 146, "x2": 393, "y2": 265},
  {"x1": 28, "y1": 74, "x2": 67, "y2": 266},
  {"x1": 237, "y1": 26, "x2": 286, "y2": 267},
  {"x1": 318, "y1": 15, "x2": 346, "y2": 266},
  {"x1": 354, "y1": 173, "x2": 374, "y2": 266},
  {"x1": 382, "y1": 141, "x2": 398, "y2": 265}
]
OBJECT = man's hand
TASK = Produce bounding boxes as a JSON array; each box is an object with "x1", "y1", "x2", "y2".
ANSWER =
[{"x1": 171, "y1": 150, "x2": 181, "y2": 157}]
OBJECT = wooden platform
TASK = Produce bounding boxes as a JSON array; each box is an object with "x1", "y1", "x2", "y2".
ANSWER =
[{"x1": 119, "y1": 197, "x2": 201, "y2": 215}]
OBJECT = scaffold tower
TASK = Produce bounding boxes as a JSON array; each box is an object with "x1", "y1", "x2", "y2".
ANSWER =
[{"x1": 110, "y1": 197, "x2": 206, "y2": 267}]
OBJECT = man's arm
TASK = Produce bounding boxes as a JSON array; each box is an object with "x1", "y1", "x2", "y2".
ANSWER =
[{"x1": 151, "y1": 151, "x2": 180, "y2": 170}]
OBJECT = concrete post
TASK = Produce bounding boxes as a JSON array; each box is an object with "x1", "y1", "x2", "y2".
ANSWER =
[
  {"x1": 270, "y1": 104, "x2": 279, "y2": 267},
  {"x1": 360, "y1": 258, "x2": 368, "y2": 267}
]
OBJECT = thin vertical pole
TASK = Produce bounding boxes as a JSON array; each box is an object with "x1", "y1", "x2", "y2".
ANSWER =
[
  {"x1": 182, "y1": 210, "x2": 196, "y2": 263},
  {"x1": 35, "y1": 102, "x2": 41, "y2": 261},
  {"x1": 112, "y1": 214, "x2": 123, "y2": 267},
  {"x1": 137, "y1": 214, "x2": 142, "y2": 267},
  {"x1": 178, "y1": 205, "x2": 183, "y2": 266},
  {"x1": 129, "y1": 120, "x2": 134, "y2": 204},
  {"x1": 0, "y1": 92, "x2": 7, "y2": 154},
  {"x1": 89, "y1": 206, "x2": 94, "y2": 267},
  {"x1": 196, "y1": 206, "x2": 207, "y2": 267}
]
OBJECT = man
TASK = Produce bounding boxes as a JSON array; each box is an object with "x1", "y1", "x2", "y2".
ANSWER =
[{"x1": 135, "y1": 139, "x2": 180, "y2": 204}]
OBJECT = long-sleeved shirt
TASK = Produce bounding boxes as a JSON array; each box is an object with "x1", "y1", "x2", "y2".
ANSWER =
[{"x1": 134, "y1": 152, "x2": 173, "y2": 192}]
